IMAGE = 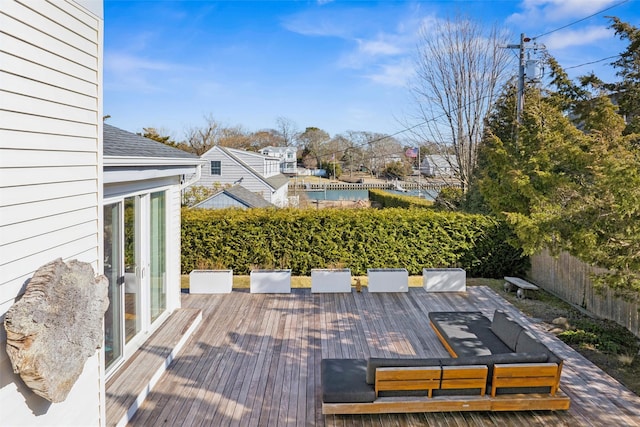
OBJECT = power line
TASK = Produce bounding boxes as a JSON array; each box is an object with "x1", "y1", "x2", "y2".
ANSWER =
[
  {"x1": 532, "y1": 0, "x2": 629, "y2": 40},
  {"x1": 564, "y1": 55, "x2": 620, "y2": 71}
]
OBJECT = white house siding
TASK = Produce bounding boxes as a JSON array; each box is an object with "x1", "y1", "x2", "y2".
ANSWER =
[
  {"x1": 0, "y1": 1, "x2": 104, "y2": 425},
  {"x1": 272, "y1": 186, "x2": 289, "y2": 207},
  {"x1": 197, "y1": 148, "x2": 273, "y2": 201}
]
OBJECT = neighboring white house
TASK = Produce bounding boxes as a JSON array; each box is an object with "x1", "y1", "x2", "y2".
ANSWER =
[
  {"x1": 1, "y1": 1, "x2": 104, "y2": 425},
  {"x1": 0, "y1": 2, "x2": 203, "y2": 425},
  {"x1": 420, "y1": 155, "x2": 458, "y2": 177},
  {"x1": 196, "y1": 146, "x2": 290, "y2": 207},
  {"x1": 259, "y1": 146, "x2": 298, "y2": 175}
]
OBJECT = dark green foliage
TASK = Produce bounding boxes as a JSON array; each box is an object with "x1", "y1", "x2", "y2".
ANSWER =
[
  {"x1": 181, "y1": 207, "x2": 527, "y2": 278},
  {"x1": 368, "y1": 189, "x2": 434, "y2": 209},
  {"x1": 433, "y1": 187, "x2": 464, "y2": 211},
  {"x1": 558, "y1": 319, "x2": 639, "y2": 355}
]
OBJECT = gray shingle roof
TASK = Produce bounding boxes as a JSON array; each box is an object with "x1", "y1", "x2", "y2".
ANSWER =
[
  {"x1": 265, "y1": 174, "x2": 290, "y2": 189},
  {"x1": 103, "y1": 123, "x2": 198, "y2": 159},
  {"x1": 193, "y1": 185, "x2": 275, "y2": 209},
  {"x1": 224, "y1": 185, "x2": 275, "y2": 208}
]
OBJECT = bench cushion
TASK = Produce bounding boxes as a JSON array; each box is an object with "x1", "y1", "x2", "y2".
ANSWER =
[
  {"x1": 366, "y1": 357, "x2": 441, "y2": 385},
  {"x1": 491, "y1": 310, "x2": 525, "y2": 351},
  {"x1": 429, "y1": 311, "x2": 512, "y2": 357},
  {"x1": 321, "y1": 359, "x2": 375, "y2": 403}
]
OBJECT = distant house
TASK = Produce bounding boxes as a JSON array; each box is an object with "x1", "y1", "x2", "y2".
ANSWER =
[
  {"x1": 420, "y1": 155, "x2": 458, "y2": 177},
  {"x1": 259, "y1": 146, "x2": 298, "y2": 175},
  {"x1": 196, "y1": 146, "x2": 290, "y2": 207},
  {"x1": 193, "y1": 184, "x2": 276, "y2": 209}
]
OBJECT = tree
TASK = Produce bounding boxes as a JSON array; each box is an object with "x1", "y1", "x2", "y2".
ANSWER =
[
  {"x1": 184, "y1": 115, "x2": 225, "y2": 155},
  {"x1": 409, "y1": 16, "x2": 512, "y2": 192},
  {"x1": 606, "y1": 17, "x2": 640, "y2": 134},
  {"x1": 275, "y1": 116, "x2": 299, "y2": 146},
  {"x1": 381, "y1": 160, "x2": 412, "y2": 180},
  {"x1": 249, "y1": 129, "x2": 284, "y2": 150},
  {"x1": 218, "y1": 125, "x2": 252, "y2": 150},
  {"x1": 477, "y1": 74, "x2": 640, "y2": 299},
  {"x1": 298, "y1": 127, "x2": 331, "y2": 168}
]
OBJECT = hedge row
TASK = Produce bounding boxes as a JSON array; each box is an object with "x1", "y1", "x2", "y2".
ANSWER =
[
  {"x1": 368, "y1": 189, "x2": 434, "y2": 208},
  {"x1": 182, "y1": 207, "x2": 528, "y2": 277}
]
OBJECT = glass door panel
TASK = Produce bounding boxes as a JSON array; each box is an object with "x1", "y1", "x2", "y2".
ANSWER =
[
  {"x1": 149, "y1": 191, "x2": 166, "y2": 322},
  {"x1": 104, "y1": 203, "x2": 123, "y2": 370},
  {"x1": 124, "y1": 196, "x2": 142, "y2": 342}
]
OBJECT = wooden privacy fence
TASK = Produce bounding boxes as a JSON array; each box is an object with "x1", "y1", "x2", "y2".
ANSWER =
[{"x1": 530, "y1": 249, "x2": 640, "y2": 338}]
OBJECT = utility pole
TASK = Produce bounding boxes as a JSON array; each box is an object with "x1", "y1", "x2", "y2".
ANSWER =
[
  {"x1": 517, "y1": 33, "x2": 526, "y2": 125},
  {"x1": 507, "y1": 33, "x2": 530, "y2": 142}
]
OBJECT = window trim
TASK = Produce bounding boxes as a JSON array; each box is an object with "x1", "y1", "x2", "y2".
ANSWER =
[{"x1": 211, "y1": 160, "x2": 221, "y2": 175}]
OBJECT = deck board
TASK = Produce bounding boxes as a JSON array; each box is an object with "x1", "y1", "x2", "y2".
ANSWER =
[
  {"x1": 125, "y1": 287, "x2": 640, "y2": 426},
  {"x1": 105, "y1": 307, "x2": 202, "y2": 427}
]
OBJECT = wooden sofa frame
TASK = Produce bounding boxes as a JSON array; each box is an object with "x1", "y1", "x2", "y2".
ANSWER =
[
  {"x1": 429, "y1": 319, "x2": 565, "y2": 397},
  {"x1": 323, "y1": 362, "x2": 570, "y2": 414}
]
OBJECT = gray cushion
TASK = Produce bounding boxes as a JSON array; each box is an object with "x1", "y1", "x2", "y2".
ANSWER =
[
  {"x1": 366, "y1": 357, "x2": 441, "y2": 385},
  {"x1": 321, "y1": 359, "x2": 375, "y2": 403},
  {"x1": 491, "y1": 310, "x2": 525, "y2": 351},
  {"x1": 429, "y1": 311, "x2": 512, "y2": 357},
  {"x1": 515, "y1": 330, "x2": 549, "y2": 354}
]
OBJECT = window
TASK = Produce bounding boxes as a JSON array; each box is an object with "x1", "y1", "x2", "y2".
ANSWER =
[{"x1": 211, "y1": 160, "x2": 221, "y2": 175}]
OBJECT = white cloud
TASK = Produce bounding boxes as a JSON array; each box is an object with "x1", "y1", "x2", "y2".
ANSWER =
[
  {"x1": 365, "y1": 59, "x2": 415, "y2": 87},
  {"x1": 104, "y1": 52, "x2": 193, "y2": 93},
  {"x1": 358, "y1": 38, "x2": 405, "y2": 56},
  {"x1": 544, "y1": 25, "x2": 612, "y2": 49},
  {"x1": 509, "y1": 0, "x2": 618, "y2": 24}
]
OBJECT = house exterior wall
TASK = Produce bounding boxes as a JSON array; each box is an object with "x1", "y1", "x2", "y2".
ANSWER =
[
  {"x1": 229, "y1": 148, "x2": 280, "y2": 178},
  {"x1": 271, "y1": 186, "x2": 289, "y2": 207},
  {"x1": 198, "y1": 147, "x2": 280, "y2": 204},
  {"x1": 259, "y1": 147, "x2": 298, "y2": 175},
  {"x1": 0, "y1": 1, "x2": 104, "y2": 425}
]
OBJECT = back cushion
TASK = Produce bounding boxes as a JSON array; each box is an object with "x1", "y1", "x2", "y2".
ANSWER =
[
  {"x1": 515, "y1": 329, "x2": 549, "y2": 355},
  {"x1": 442, "y1": 352, "x2": 548, "y2": 386},
  {"x1": 366, "y1": 357, "x2": 441, "y2": 385},
  {"x1": 491, "y1": 310, "x2": 524, "y2": 351}
]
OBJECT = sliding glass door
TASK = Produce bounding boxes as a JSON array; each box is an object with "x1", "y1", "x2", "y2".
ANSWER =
[
  {"x1": 124, "y1": 196, "x2": 142, "y2": 343},
  {"x1": 104, "y1": 203, "x2": 123, "y2": 371},
  {"x1": 104, "y1": 190, "x2": 169, "y2": 375},
  {"x1": 150, "y1": 191, "x2": 166, "y2": 322}
]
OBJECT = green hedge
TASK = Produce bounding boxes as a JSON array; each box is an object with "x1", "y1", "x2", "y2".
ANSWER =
[
  {"x1": 182, "y1": 207, "x2": 528, "y2": 277},
  {"x1": 368, "y1": 189, "x2": 434, "y2": 208}
]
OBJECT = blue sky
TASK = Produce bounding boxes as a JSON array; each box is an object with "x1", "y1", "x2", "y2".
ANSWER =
[{"x1": 104, "y1": 0, "x2": 639, "y2": 141}]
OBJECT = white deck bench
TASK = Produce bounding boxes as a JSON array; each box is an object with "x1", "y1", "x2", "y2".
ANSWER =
[{"x1": 504, "y1": 276, "x2": 539, "y2": 299}]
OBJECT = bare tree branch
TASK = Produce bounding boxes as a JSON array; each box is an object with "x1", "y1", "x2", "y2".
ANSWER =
[{"x1": 409, "y1": 17, "x2": 513, "y2": 191}]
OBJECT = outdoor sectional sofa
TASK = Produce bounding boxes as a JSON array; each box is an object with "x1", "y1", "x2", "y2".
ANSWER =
[{"x1": 321, "y1": 310, "x2": 570, "y2": 414}]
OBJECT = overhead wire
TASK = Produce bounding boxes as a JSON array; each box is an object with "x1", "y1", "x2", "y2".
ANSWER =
[
  {"x1": 532, "y1": 0, "x2": 630, "y2": 40},
  {"x1": 310, "y1": 1, "x2": 632, "y2": 169}
]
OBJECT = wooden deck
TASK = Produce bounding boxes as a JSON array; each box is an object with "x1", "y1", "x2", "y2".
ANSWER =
[{"x1": 122, "y1": 287, "x2": 640, "y2": 426}]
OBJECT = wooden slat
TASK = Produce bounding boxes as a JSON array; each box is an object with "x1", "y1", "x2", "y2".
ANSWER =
[
  {"x1": 492, "y1": 363, "x2": 560, "y2": 397},
  {"x1": 441, "y1": 365, "x2": 488, "y2": 395},
  {"x1": 104, "y1": 308, "x2": 202, "y2": 426},
  {"x1": 375, "y1": 366, "x2": 441, "y2": 397}
]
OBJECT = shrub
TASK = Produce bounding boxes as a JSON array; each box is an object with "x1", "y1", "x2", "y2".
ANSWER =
[
  {"x1": 368, "y1": 189, "x2": 434, "y2": 209},
  {"x1": 181, "y1": 207, "x2": 527, "y2": 277}
]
